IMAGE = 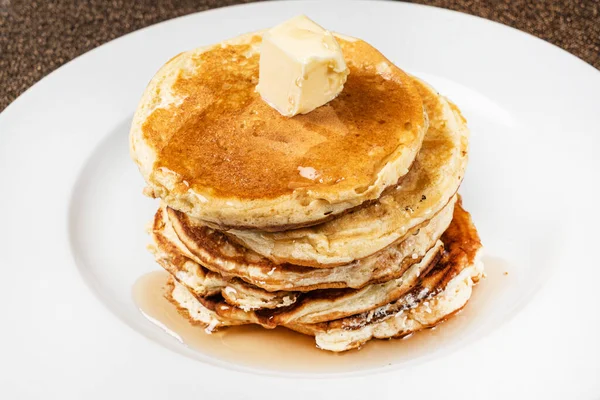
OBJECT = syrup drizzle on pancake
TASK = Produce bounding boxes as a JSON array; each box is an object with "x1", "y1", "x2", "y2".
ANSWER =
[
  {"x1": 133, "y1": 256, "x2": 510, "y2": 372},
  {"x1": 141, "y1": 38, "x2": 424, "y2": 199}
]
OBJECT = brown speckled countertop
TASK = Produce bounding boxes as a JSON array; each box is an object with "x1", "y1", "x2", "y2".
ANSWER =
[{"x1": 1, "y1": 0, "x2": 599, "y2": 111}]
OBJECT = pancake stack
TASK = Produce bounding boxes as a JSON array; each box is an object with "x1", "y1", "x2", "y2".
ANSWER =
[{"x1": 130, "y1": 31, "x2": 483, "y2": 352}]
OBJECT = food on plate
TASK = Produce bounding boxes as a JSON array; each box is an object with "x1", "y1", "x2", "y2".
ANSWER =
[{"x1": 131, "y1": 15, "x2": 483, "y2": 352}]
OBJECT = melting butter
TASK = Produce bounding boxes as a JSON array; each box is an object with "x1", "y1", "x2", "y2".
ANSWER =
[{"x1": 257, "y1": 15, "x2": 349, "y2": 117}]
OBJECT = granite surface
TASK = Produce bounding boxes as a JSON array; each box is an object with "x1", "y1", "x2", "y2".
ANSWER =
[{"x1": 1, "y1": 0, "x2": 599, "y2": 111}]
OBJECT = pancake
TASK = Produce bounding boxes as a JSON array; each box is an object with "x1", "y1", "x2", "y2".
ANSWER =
[
  {"x1": 158, "y1": 229, "x2": 442, "y2": 319},
  {"x1": 156, "y1": 196, "x2": 455, "y2": 293},
  {"x1": 130, "y1": 31, "x2": 427, "y2": 231},
  {"x1": 167, "y1": 197, "x2": 483, "y2": 351},
  {"x1": 209, "y1": 241, "x2": 443, "y2": 325},
  {"x1": 168, "y1": 279, "x2": 247, "y2": 332},
  {"x1": 225, "y1": 77, "x2": 469, "y2": 266},
  {"x1": 296, "y1": 258, "x2": 483, "y2": 352},
  {"x1": 153, "y1": 246, "x2": 299, "y2": 311},
  {"x1": 150, "y1": 206, "x2": 299, "y2": 310},
  {"x1": 151, "y1": 200, "x2": 451, "y2": 313},
  {"x1": 294, "y1": 204, "x2": 483, "y2": 350}
]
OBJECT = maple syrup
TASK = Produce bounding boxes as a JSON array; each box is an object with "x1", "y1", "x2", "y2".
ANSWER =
[{"x1": 132, "y1": 255, "x2": 512, "y2": 373}]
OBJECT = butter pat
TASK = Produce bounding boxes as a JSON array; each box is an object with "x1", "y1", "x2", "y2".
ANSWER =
[{"x1": 257, "y1": 15, "x2": 349, "y2": 117}]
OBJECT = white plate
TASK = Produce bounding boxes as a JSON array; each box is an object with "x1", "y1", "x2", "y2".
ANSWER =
[{"x1": 1, "y1": 1, "x2": 599, "y2": 398}]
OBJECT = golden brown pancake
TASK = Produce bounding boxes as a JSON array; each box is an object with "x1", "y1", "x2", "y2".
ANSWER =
[
  {"x1": 155, "y1": 197, "x2": 454, "y2": 293},
  {"x1": 167, "y1": 197, "x2": 483, "y2": 352},
  {"x1": 150, "y1": 198, "x2": 454, "y2": 312},
  {"x1": 130, "y1": 31, "x2": 427, "y2": 231}
]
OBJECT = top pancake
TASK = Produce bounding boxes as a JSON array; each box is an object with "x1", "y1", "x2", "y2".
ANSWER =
[{"x1": 130, "y1": 31, "x2": 427, "y2": 231}]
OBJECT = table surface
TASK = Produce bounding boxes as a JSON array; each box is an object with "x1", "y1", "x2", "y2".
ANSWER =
[{"x1": 1, "y1": 0, "x2": 599, "y2": 111}]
